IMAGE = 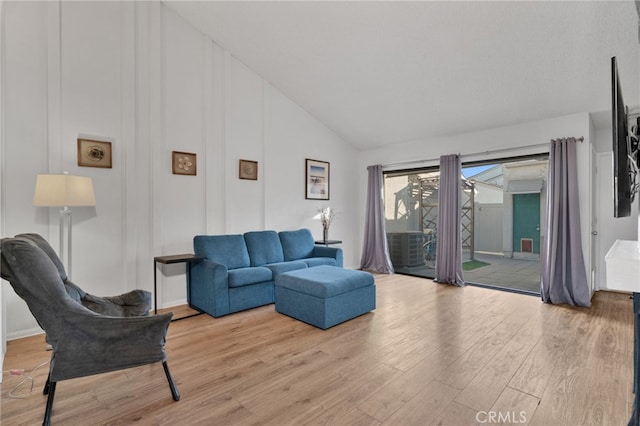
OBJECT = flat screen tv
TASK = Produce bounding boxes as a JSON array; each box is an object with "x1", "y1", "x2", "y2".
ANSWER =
[{"x1": 612, "y1": 56, "x2": 638, "y2": 218}]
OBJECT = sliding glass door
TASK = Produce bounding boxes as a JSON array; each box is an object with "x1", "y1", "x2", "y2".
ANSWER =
[{"x1": 383, "y1": 154, "x2": 548, "y2": 294}]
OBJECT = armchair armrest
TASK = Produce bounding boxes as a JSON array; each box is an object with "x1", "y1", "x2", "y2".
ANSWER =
[
  {"x1": 312, "y1": 246, "x2": 343, "y2": 267},
  {"x1": 62, "y1": 280, "x2": 152, "y2": 316},
  {"x1": 189, "y1": 260, "x2": 230, "y2": 317},
  {"x1": 84, "y1": 289, "x2": 152, "y2": 316}
]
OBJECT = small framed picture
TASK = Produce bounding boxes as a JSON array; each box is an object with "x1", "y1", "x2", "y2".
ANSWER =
[
  {"x1": 239, "y1": 159, "x2": 258, "y2": 180},
  {"x1": 305, "y1": 158, "x2": 330, "y2": 200},
  {"x1": 78, "y1": 139, "x2": 112, "y2": 168},
  {"x1": 172, "y1": 151, "x2": 197, "y2": 176}
]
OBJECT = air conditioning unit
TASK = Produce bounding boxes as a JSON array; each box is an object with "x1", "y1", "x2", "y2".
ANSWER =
[{"x1": 386, "y1": 232, "x2": 425, "y2": 267}]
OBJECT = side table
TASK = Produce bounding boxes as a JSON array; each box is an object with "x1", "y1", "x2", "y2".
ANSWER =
[
  {"x1": 314, "y1": 240, "x2": 342, "y2": 247},
  {"x1": 154, "y1": 254, "x2": 204, "y2": 321}
]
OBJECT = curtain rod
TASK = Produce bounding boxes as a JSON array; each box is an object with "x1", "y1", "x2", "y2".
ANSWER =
[
  {"x1": 556, "y1": 136, "x2": 584, "y2": 142},
  {"x1": 382, "y1": 137, "x2": 583, "y2": 170}
]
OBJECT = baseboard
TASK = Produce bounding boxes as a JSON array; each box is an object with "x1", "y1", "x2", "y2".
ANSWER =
[
  {"x1": 7, "y1": 327, "x2": 44, "y2": 341},
  {"x1": 161, "y1": 298, "x2": 188, "y2": 309}
]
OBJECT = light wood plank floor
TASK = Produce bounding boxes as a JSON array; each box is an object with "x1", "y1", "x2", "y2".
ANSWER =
[{"x1": 1, "y1": 274, "x2": 634, "y2": 425}]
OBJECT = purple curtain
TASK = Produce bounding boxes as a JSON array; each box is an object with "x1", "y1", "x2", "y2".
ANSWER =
[
  {"x1": 434, "y1": 154, "x2": 465, "y2": 286},
  {"x1": 360, "y1": 165, "x2": 394, "y2": 273},
  {"x1": 541, "y1": 138, "x2": 590, "y2": 306}
]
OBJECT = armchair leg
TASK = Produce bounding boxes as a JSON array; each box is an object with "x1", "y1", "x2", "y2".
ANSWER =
[
  {"x1": 43, "y1": 374, "x2": 51, "y2": 395},
  {"x1": 43, "y1": 380, "x2": 56, "y2": 426},
  {"x1": 162, "y1": 361, "x2": 180, "y2": 401}
]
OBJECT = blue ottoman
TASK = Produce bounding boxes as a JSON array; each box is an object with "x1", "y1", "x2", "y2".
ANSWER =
[{"x1": 275, "y1": 265, "x2": 376, "y2": 329}]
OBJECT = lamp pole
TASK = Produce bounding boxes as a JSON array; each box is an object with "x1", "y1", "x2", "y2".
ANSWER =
[{"x1": 59, "y1": 206, "x2": 72, "y2": 278}]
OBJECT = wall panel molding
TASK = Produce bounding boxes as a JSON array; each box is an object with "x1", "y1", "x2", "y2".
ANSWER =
[
  {"x1": 0, "y1": 0, "x2": 6, "y2": 374},
  {"x1": 121, "y1": 1, "x2": 137, "y2": 291}
]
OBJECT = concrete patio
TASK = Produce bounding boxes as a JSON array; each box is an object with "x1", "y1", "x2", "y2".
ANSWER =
[
  {"x1": 393, "y1": 252, "x2": 541, "y2": 294},
  {"x1": 462, "y1": 252, "x2": 541, "y2": 294}
]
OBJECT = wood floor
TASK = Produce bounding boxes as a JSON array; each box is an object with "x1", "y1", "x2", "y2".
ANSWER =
[{"x1": 1, "y1": 274, "x2": 634, "y2": 425}]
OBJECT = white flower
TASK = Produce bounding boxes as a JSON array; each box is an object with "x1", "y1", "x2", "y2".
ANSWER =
[{"x1": 318, "y1": 206, "x2": 338, "y2": 229}]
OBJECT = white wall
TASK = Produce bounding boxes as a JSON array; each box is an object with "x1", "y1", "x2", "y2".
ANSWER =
[
  {"x1": 0, "y1": 0, "x2": 5, "y2": 380},
  {"x1": 0, "y1": 1, "x2": 358, "y2": 340},
  {"x1": 2, "y1": 1, "x2": 54, "y2": 338},
  {"x1": 594, "y1": 129, "x2": 639, "y2": 290},
  {"x1": 225, "y1": 56, "x2": 265, "y2": 233},
  {"x1": 263, "y1": 83, "x2": 360, "y2": 267}
]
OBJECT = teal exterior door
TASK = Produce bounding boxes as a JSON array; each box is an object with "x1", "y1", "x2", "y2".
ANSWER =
[{"x1": 513, "y1": 193, "x2": 541, "y2": 254}]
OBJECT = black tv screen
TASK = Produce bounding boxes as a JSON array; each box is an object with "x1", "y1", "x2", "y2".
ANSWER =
[{"x1": 612, "y1": 56, "x2": 632, "y2": 218}]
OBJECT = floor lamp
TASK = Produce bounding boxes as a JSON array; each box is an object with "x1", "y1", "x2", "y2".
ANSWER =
[{"x1": 33, "y1": 173, "x2": 96, "y2": 279}]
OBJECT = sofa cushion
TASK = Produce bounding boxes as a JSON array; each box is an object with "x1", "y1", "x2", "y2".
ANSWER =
[
  {"x1": 194, "y1": 234, "x2": 250, "y2": 270},
  {"x1": 279, "y1": 229, "x2": 315, "y2": 261},
  {"x1": 264, "y1": 261, "x2": 308, "y2": 278},
  {"x1": 244, "y1": 231, "x2": 284, "y2": 266},
  {"x1": 228, "y1": 267, "x2": 272, "y2": 288}
]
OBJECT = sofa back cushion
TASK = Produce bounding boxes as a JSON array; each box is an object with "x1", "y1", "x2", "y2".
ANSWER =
[
  {"x1": 279, "y1": 229, "x2": 315, "y2": 261},
  {"x1": 244, "y1": 231, "x2": 284, "y2": 266},
  {"x1": 193, "y1": 235, "x2": 250, "y2": 270}
]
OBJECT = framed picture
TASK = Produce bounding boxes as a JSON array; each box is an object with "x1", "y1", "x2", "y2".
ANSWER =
[
  {"x1": 239, "y1": 159, "x2": 258, "y2": 180},
  {"x1": 172, "y1": 151, "x2": 197, "y2": 176},
  {"x1": 77, "y1": 139, "x2": 112, "y2": 168},
  {"x1": 305, "y1": 158, "x2": 330, "y2": 200}
]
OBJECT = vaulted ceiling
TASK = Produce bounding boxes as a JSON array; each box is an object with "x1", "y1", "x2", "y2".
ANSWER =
[{"x1": 164, "y1": 1, "x2": 640, "y2": 150}]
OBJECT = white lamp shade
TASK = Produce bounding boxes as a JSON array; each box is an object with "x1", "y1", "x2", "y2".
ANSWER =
[{"x1": 33, "y1": 174, "x2": 96, "y2": 207}]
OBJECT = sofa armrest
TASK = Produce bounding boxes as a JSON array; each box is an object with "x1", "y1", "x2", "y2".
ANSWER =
[
  {"x1": 312, "y1": 246, "x2": 343, "y2": 267},
  {"x1": 189, "y1": 260, "x2": 230, "y2": 317}
]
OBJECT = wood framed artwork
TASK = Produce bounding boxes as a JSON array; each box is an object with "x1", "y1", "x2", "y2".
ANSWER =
[
  {"x1": 239, "y1": 159, "x2": 258, "y2": 180},
  {"x1": 77, "y1": 139, "x2": 112, "y2": 168},
  {"x1": 305, "y1": 158, "x2": 330, "y2": 200},
  {"x1": 172, "y1": 151, "x2": 197, "y2": 176}
]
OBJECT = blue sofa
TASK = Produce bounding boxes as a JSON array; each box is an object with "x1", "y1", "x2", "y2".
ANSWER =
[{"x1": 190, "y1": 228, "x2": 343, "y2": 318}]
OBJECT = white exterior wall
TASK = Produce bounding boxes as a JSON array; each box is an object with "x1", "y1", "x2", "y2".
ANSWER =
[
  {"x1": 472, "y1": 183, "x2": 504, "y2": 253},
  {"x1": 473, "y1": 182, "x2": 503, "y2": 204}
]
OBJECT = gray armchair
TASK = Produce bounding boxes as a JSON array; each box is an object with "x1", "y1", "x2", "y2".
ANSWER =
[{"x1": 0, "y1": 235, "x2": 179, "y2": 426}]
